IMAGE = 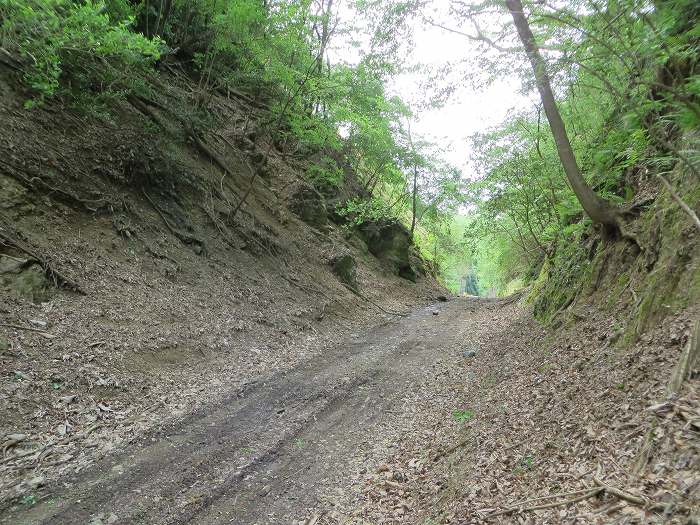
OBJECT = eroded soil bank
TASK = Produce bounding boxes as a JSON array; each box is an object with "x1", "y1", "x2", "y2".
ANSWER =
[{"x1": 0, "y1": 65, "x2": 445, "y2": 520}]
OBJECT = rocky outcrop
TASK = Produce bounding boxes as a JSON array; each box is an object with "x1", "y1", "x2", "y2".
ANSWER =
[
  {"x1": 0, "y1": 255, "x2": 52, "y2": 303},
  {"x1": 358, "y1": 219, "x2": 416, "y2": 282},
  {"x1": 288, "y1": 183, "x2": 328, "y2": 229},
  {"x1": 330, "y1": 253, "x2": 358, "y2": 290}
]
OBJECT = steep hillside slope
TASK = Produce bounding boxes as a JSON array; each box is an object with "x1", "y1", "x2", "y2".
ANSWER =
[{"x1": 0, "y1": 67, "x2": 444, "y2": 510}]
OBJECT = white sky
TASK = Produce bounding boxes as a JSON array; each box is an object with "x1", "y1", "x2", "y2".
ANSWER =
[
  {"x1": 389, "y1": 26, "x2": 527, "y2": 173},
  {"x1": 330, "y1": 1, "x2": 534, "y2": 178}
]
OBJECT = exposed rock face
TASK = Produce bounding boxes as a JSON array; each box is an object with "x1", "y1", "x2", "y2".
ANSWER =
[
  {"x1": 300, "y1": 152, "x2": 426, "y2": 283},
  {"x1": 359, "y1": 219, "x2": 416, "y2": 282},
  {"x1": 288, "y1": 183, "x2": 328, "y2": 229},
  {"x1": 0, "y1": 256, "x2": 52, "y2": 303},
  {"x1": 331, "y1": 253, "x2": 358, "y2": 290},
  {"x1": 409, "y1": 246, "x2": 428, "y2": 278}
]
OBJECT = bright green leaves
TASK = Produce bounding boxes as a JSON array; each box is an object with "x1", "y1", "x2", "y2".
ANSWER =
[
  {"x1": 452, "y1": 409, "x2": 474, "y2": 423},
  {"x1": 457, "y1": 0, "x2": 699, "y2": 295},
  {"x1": 0, "y1": 0, "x2": 163, "y2": 107},
  {"x1": 306, "y1": 156, "x2": 344, "y2": 189}
]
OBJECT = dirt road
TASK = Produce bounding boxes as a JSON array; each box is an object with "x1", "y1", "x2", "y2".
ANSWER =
[{"x1": 3, "y1": 297, "x2": 506, "y2": 525}]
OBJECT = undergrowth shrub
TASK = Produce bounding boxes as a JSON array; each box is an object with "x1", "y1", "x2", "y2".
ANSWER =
[{"x1": 0, "y1": 0, "x2": 163, "y2": 108}]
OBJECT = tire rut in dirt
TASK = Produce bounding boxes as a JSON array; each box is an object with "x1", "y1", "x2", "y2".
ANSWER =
[{"x1": 3, "y1": 304, "x2": 444, "y2": 525}]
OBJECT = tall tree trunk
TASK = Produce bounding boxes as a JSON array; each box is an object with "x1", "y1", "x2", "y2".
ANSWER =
[
  {"x1": 406, "y1": 120, "x2": 418, "y2": 236},
  {"x1": 505, "y1": 0, "x2": 619, "y2": 227},
  {"x1": 410, "y1": 164, "x2": 418, "y2": 235},
  {"x1": 316, "y1": 0, "x2": 334, "y2": 75}
]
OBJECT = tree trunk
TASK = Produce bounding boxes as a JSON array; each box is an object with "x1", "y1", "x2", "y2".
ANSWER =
[
  {"x1": 407, "y1": 120, "x2": 418, "y2": 236},
  {"x1": 410, "y1": 164, "x2": 418, "y2": 235},
  {"x1": 505, "y1": 0, "x2": 619, "y2": 227}
]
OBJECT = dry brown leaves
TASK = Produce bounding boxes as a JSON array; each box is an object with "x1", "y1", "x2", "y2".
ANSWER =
[{"x1": 319, "y1": 301, "x2": 699, "y2": 525}]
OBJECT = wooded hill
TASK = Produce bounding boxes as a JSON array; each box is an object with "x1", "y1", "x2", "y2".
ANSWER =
[{"x1": 0, "y1": 0, "x2": 698, "y2": 520}]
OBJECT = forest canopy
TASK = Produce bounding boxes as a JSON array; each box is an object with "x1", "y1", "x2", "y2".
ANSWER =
[{"x1": 0, "y1": 0, "x2": 698, "y2": 295}]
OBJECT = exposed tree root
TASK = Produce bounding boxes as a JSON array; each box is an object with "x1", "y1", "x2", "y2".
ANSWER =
[
  {"x1": 127, "y1": 96, "x2": 172, "y2": 131},
  {"x1": 215, "y1": 85, "x2": 269, "y2": 109},
  {"x1": 0, "y1": 159, "x2": 108, "y2": 213},
  {"x1": 199, "y1": 200, "x2": 242, "y2": 251},
  {"x1": 487, "y1": 477, "x2": 693, "y2": 519},
  {"x1": 186, "y1": 124, "x2": 233, "y2": 177},
  {"x1": 130, "y1": 87, "x2": 268, "y2": 225},
  {"x1": 593, "y1": 477, "x2": 692, "y2": 513},
  {"x1": 0, "y1": 219, "x2": 86, "y2": 295},
  {"x1": 614, "y1": 212, "x2": 647, "y2": 253},
  {"x1": 340, "y1": 283, "x2": 408, "y2": 317},
  {"x1": 486, "y1": 488, "x2": 603, "y2": 518},
  {"x1": 0, "y1": 424, "x2": 102, "y2": 467},
  {"x1": 142, "y1": 190, "x2": 204, "y2": 252}
]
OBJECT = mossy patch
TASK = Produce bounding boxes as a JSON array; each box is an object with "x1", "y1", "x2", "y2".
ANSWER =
[
  {"x1": 532, "y1": 235, "x2": 592, "y2": 322},
  {"x1": 331, "y1": 253, "x2": 358, "y2": 290}
]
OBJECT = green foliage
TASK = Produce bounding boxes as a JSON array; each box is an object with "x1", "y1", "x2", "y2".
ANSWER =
[
  {"x1": 531, "y1": 230, "x2": 592, "y2": 322},
  {"x1": 306, "y1": 158, "x2": 343, "y2": 189},
  {"x1": 336, "y1": 196, "x2": 395, "y2": 226},
  {"x1": 20, "y1": 494, "x2": 37, "y2": 505},
  {"x1": 5, "y1": 0, "x2": 694, "y2": 295},
  {"x1": 452, "y1": 409, "x2": 474, "y2": 423},
  {"x1": 514, "y1": 454, "x2": 535, "y2": 474},
  {"x1": 0, "y1": 0, "x2": 469, "y2": 275},
  {"x1": 458, "y1": 0, "x2": 700, "y2": 295},
  {"x1": 0, "y1": 0, "x2": 163, "y2": 107}
]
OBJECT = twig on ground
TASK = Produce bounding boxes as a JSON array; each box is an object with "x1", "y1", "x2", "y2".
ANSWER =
[
  {"x1": 504, "y1": 487, "x2": 602, "y2": 508},
  {"x1": 487, "y1": 488, "x2": 602, "y2": 518},
  {"x1": 487, "y1": 475, "x2": 695, "y2": 520},
  {"x1": 340, "y1": 283, "x2": 408, "y2": 317},
  {"x1": 431, "y1": 436, "x2": 471, "y2": 462},
  {"x1": 0, "y1": 424, "x2": 102, "y2": 467},
  {"x1": 0, "y1": 323, "x2": 56, "y2": 339},
  {"x1": 0, "y1": 447, "x2": 38, "y2": 466},
  {"x1": 593, "y1": 477, "x2": 692, "y2": 513}
]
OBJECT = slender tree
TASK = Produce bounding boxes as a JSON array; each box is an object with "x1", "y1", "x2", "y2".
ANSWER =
[
  {"x1": 504, "y1": 0, "x2": 620, "y2": 228},
  {"x1": 406, "y1": 119, "x2": 419, "y2": 236}
]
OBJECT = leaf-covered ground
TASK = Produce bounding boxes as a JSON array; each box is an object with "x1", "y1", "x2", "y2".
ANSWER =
[
  {"x1": 2, "y1": 288, "x2": 697, "y2": 524},
  {"x1": 317, "y1": 298, "x2": 699, "y2": 524}
]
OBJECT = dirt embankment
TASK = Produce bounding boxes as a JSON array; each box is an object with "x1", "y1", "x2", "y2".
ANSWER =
[
  {"x1": 0, "y1": 66, "x2": 444, "y2": 513},
  {"x1": 1, "y1": 57, "x2": 698, "y2": 525}
]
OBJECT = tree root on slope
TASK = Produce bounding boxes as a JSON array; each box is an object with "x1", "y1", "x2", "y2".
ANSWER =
[
  {"x1": 0, "y1": 159, "x2": 108, "y2": 213},
  {"x1": 340, "y1": 283, "x2": 408, "y2": 317},
  {"x1": 0, "y1": 219, "x2": 86, "y2": 295},
  {"x1": 141, "y1": 190, "x2": 204, "y2": 252},
  {"x1": 659, "y1": 174, "x2": 700, "y2": 233},
  {"x1": 485, "y1": 488, "x2": 603, "y2": 518}
]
